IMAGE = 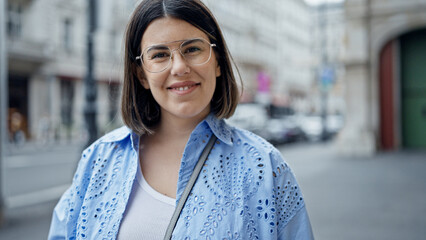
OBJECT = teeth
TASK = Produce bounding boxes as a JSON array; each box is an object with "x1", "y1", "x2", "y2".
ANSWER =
[{"x1": 175, "y1": 86, "x2": 190, "y2": 91}]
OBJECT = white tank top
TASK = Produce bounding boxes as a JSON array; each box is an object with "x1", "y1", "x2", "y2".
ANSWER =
[{"x1": 117, "y1": 162, "x2": 176, "y2": 240}]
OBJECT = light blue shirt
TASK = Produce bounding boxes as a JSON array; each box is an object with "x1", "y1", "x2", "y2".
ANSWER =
[{"x1": 49, "y1": 114, "x2": 314, "y2": 239}]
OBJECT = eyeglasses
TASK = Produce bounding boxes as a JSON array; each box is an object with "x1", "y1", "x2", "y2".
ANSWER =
[{"x1": 136, "y1": 38, "x2": 216, "y2": 73}]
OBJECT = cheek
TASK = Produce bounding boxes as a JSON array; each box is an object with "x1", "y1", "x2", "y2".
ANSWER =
[{"x1": 144, "y1": 74, "x2": 167, "y2": 89}]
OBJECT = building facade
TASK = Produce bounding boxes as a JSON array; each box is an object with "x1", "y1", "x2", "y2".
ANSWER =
[
  {"x1": 337, "y1": 0, "x2": 426, "y2": 154},
  {"x1": 310, "y1": 2, "x2": 346, "y2": 115},
  {"x1": 6, "y1": 0, "x2": 321, "y2": 143},
  {"x1": 6, "y1": 0, "x2": 134, "y2": 143},
  {"x1": 204, "y1": 0, "x2": 313, "y2": 110}
]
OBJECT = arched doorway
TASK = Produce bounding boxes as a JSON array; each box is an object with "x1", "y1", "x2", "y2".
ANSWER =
[
  {"x1": 400, "y1": 28, "x2": 426, "y2": 148},
  {"x1": 379, "y1": 28, "x2": 426, "y2": 150}
]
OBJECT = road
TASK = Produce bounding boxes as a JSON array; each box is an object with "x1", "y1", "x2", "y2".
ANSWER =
[
  {"x1": 1, "y1": 140, "x2": 84, "y2": 239},
  {"x1": 280, "y1": 143, "x2": 426, "y2": 240},
  {"x1": 3, "y1": 141, "x2": 83, "y2": 208},
  {"x1": 0, "y1": 141, "x2": 425, "y2": 240}
]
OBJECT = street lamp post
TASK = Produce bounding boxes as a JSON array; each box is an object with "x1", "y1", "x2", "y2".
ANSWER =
[
  {"x1": 319, "y1": 3, "x2": 330, "y2": 141},
  {"x1": 84, "y1": 0, "x2": 98, "y2": 147},
  {"x1": 0, "y1": 0, "x2": 8, "y2": 225}
]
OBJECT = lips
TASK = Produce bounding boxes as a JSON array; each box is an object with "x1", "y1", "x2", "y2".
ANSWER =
[{"x1": 167, "y1": 81, "x2": 201, "y2": 93}]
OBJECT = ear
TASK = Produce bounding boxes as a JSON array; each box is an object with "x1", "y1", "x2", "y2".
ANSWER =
[
  {"x1": 215, "y1": 62, "x2": 221, "y2": 78},
  {"x1": 137, "y1": 67, "x2": 150, "y2": 89}
]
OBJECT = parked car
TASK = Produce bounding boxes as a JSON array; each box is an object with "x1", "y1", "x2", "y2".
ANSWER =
[
  {"x1": 297, "y1": 114, "x2": 344, "y2": 141},
  {"x1": 264, "y1": 116, "x2": 306, "y2": 145},
  {"x1": 298, "y1": 115, "x2": 322, "y2": 142},
  {"x1": 226, "y1": 103, "x2": 269, "y2": 138}
]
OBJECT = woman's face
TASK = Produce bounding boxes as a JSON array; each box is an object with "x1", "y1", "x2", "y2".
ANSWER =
[{"x1": 139, "y1": 17, "x2": 220, "y2": 124}]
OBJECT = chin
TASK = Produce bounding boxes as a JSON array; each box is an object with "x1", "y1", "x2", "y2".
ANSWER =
[{"x1": 173, "y1": 106, "x2": 210, "y2": 120}]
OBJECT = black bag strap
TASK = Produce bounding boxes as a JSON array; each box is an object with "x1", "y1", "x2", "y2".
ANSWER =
[{"x1": 163, "y1": 135, "x2": 217, "y2": 240}]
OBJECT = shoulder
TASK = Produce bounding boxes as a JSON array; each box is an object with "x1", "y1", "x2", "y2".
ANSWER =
[
  {"x1": 97, "y1": 125, "x2": 132, "y2": 144},
  {"x1": 67, "y1": 125, "x2": 136, "y2": 202},
  {"x1": 228, "y1": 124, "x2": 286, "y2": 169},
  {"x1": 50, "y1": 126, "x2": 138, "y2": 238},
  {"x1": 82, "y1": 126, "x2": 132, "y2": 154},
  {"x1": 75, "y1": 126, "x2": 134, "y2": 176}
]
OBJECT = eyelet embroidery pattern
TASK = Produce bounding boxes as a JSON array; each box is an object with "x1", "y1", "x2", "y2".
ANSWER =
[
  {"x1": 183, "y1": 194, "x2": 207, "y2": 227},
  {"x1": 271, "y1": 150, "x2": 305, "y2": 235},
  {"x1": 75, "y1": 142, "x2": 126, "y2": 239},
  {"x1": 256, "y1": 198, "x2": 277, "y2": 234},
  {"x1": 274, "y1": 180, "x2": 304, "y2": 229},
  {"x1": 199, "y1": 202, "x2": 228, "y2": 239},
  {"x1": 202, "y1": 144, "x2": 263, "y2": 205},
  {"x1": 72, "y1": 143, "x2": 101, "y2": 239},
  {"x1": 177, "y1": 130, "x2": 213, "y2": 200},
  {"x1": 181, "y1": 139, "x2": 267, "y2": 239},
  {"x1": 238, "y1": 205, "x2": 260, "y2": 239},
  {"x1": 65, "y1": 137, "x2": 138, "y2": 240},
  {"x1": 223, "y1": 231, "x2": 240, "y2": 240},
  {"x1": 208, "y1": 116, "x2": 232, "y2": 143}
]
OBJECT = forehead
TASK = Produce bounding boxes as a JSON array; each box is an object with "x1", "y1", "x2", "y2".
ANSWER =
[{"x1": 141, "y1": 17, "x2": 210, "y2": 50}]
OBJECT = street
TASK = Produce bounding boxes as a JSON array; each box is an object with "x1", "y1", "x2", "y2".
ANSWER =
[
  {"x1": 280, "y1": 143, "x2": 426, "y2": 240},
  {"x1": 1, "y1": 141, "x2": 425, "y2": 240},
  {"x1": 3, "y1": 141, "x2": 83, "y2": 208},
  {"x1": 1, "y1": 140, "x2": 84, "y2": 239}
]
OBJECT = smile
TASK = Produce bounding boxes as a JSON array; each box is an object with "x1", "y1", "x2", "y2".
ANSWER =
[
  {"x1": 167, "y1": 82, "x2": 201, "y2": 94},
  {"x1": 173, "y1": 85, "x2": 193, "y2": 91}
]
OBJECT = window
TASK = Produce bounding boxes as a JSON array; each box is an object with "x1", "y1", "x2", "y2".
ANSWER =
[
  {"x1": 60, "y1": 79, "x2": 75, "y2": 129},
  {"x1": 7, "y1": 3, "x2": 23, "y2": 38},
  {"x1": 64, "y1": 18, "x2": 73, "y2": 51}
]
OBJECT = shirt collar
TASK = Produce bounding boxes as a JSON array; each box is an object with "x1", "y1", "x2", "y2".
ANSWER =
[
  {"x1": 101, "y1": 126, "x2": 133, "y2": 143},
  {"x1": 204, "y1": 113, "x2": 233, "y2": 146},
  {"x1": 100, "y1": 113, "x2": 233, "y2": 146}
]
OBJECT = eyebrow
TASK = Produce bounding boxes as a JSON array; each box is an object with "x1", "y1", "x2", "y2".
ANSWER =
[
  {"x1": 181, "y1": 38, "x2": 203, "y2": 47},
  {"x1": 146, "y1": 45, "x2": 169, "y2": 51}
]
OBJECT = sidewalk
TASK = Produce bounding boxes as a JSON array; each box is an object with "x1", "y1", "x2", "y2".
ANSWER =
[
  {"x1": 280, "y1": 143, "x2": 426, "y2": 240},
  {"x1": 0, "y1": 140, "x2": 84, "y2": 240},
  {"x1": 0, "y1": 142, "x2": 425, "y2": 240},
  {"x1": 5, "y1": 138, "x2": 85, "y2": 157}
]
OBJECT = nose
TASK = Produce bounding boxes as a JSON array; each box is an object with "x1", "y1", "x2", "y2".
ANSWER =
[{"x1": 170, "y1": 49, "x2": 190, "y2": 76}]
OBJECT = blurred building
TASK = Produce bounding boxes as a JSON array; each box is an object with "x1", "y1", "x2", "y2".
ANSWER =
[
  {"x1": 6, "y1": 0, "x2": 131, "y2": 142},
  {"x1": 310, "y1": 2, "x2": 346, "y2": 115},
  {"x1": 204, "y1": 0, "x2": 313, "y2": 111},
  {"x1": 6, "y1": 0, "x2": 344, "y2": 142},
  {"x1": 337, "y1": 0, "x2": 426, "y2": 154}
]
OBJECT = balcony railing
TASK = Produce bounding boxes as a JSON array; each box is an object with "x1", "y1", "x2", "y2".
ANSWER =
[{"x1": 7, "y1": 36, "x2": 52, "y2": 63}]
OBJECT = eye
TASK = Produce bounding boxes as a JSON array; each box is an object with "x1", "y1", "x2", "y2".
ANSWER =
[
  {"x1": 183, "y1": 45, "x2": 204, "y2": 57},
  {"x1": 150, "y1": 51, "x2": 170, "y2": 60},
  {"x1": 185, "y1": 46, "x2": 201, "y2": 53}
]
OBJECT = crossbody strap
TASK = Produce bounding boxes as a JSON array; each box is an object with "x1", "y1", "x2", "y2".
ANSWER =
[{"x1": 163, "y1": 135, "x2": 217, "y2": 240}]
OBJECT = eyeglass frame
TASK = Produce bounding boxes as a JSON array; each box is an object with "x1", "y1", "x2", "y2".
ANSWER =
[{"x1": 135, "y1": 37, "x2": 217, "y2": 73}]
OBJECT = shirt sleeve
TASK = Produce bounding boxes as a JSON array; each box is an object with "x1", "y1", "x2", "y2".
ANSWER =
[
  {"x1": 269, "y1": 148, "x2": 314, "y2": 239},
  {"x1": 278, "y1": 206, "x2": 314, "y2": 240},
  {"x1": 47, "y1": 145, "x2": 94, "y2": 240},
  {"x1": 48, "y1": 187, "x2": 72, "y2": 240}
]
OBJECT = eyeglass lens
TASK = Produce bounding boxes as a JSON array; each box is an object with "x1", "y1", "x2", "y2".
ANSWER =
[{"x1": 142, "y1": 38, "x2": 213, "y2": 73}]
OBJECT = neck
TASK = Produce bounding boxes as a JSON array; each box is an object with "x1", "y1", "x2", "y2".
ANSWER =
[{"x1": 154, "y1": 111, "x2": 209, "y2": 141}]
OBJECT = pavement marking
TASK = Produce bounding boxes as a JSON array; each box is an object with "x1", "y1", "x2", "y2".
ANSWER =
[{"x1": 5, "y1": 184, "x2": 70, "y2": 209}]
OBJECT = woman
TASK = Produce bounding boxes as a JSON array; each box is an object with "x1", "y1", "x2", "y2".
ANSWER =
[{"x1": 48, "y1": 0, "x2": 314, "y2": 239}]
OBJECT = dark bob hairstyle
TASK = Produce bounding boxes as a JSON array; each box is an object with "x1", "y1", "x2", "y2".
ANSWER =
[{"x1": 121, "y1": 0, "x2": 240, "y2": 135}]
